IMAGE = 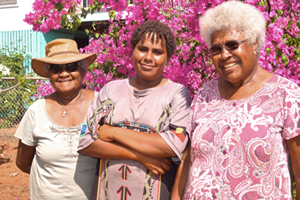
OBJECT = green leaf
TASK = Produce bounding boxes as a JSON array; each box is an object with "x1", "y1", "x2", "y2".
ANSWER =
[
  {"x1": 282, "y1": 34, "x2": 288, "y2": 39},
  {"x1": 277, "y1": 10, "x2": 283, "y2": 16},
  {"x1": 287, "y1": 19, "x2": 293, "y2": 29},
  {"x1": 177, "y1": 38, "x2": 182, "y2": 46},
  {"x1": 85, "y1": 29, "x2": 90, "y2": 35},
  {"x1": 72, "y1": 17, "x2": 82, "y2": 32},
  {"x1": 142, "y1": 9, "x2": 147, "y2": 19},
  {"x1": 271, "y1": 15, "x2": 277, "y2": 23},
  {"x1": 258, "y1": 0, "x2": 266, "y2": 7},
  {"x1": 296, "y1": 37, "x2": 300, "y2": 48},
  {"x1": 132, "y1": 20, "x2": 137, "y2": 25},
  {"x1": 281, "y1": 54, "x2": 288, "y2": 66},
  {"x1": 288, "y1": 38, "x2": 295, "y2": 46},
  {"x1": 108, "y1": 10, "x2": 116, "y2": 20},
  {"x1": 293, "y1": 48, "x2": 300, "y2": 57},
  {"x1": 80, "y1": 8, "x2": 88, "y2": 18},
  {"x1": 60, "y1": 14, "x2": 69, "y2": 27},
  {"x1": 55, "y1": 3, "x2": 64, "y2": 12},
  {"x1": 277, "y1": 50, "x2": 282, "y2": 58}
]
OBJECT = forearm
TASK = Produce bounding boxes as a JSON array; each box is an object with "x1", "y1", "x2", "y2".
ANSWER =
[
  {"x1": 171, "y1": 141, "x2": 190, "y2": 199},
  {"x1": 16, "y1": 140, "x2": 35, "y2": 174},
  {"x1": 16, "y1": 162, "x2": 31, "y2": 174},
  {"x1": 111, "y1": 127, "x2": 176, "y2": 158},
  {"x1": 296, "y1": 179, "x2": 300, "y2": 199},
  {"x1": 80, "y1": 139, "x2": 141, "y2": 160},
  {"x1": 80, "y1": 139, "x2": 173, "y2": 176},
  {"x1": 286, "y1": 136, "x2": 300, "y2": 199}
]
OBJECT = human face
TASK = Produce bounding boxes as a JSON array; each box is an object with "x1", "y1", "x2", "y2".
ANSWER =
[
  {"x1": 211, "y1": 29, "x2": 258, "y2": 86},
  {"x1": 49, "y1": 62, "x2": 84, "y2": 96},
  {"x1": 133, "y1": 33, "x2": 168, "y2": 84}
]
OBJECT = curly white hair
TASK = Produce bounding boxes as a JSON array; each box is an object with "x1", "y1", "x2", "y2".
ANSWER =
[{"x1": 200, "y1": 1, "x2": 266, "y2": 55}]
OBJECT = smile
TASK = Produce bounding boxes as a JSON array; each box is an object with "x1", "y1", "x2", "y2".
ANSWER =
[
  {"x1": 223, "y1": 62, "x2": 238, "y2": 69},
  {"x1": 141, "y1": 64, "x2": 155, "y2": 70},
  {"x1": 58, "y1": 79, "x2": 72, "y2": 82}
]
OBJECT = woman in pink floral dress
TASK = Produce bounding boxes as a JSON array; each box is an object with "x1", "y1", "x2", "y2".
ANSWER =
[{"x1": 171, "y1": 1, "x2": 300, "y2": 200}]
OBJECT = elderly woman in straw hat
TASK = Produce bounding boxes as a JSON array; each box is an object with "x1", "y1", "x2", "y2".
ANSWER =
[
  {"x1": 14, "y1": 39, "x2": 98, "y2": 199},
  {"x1": 171, "y1": 1, "x2": 300, "y2": 200}
]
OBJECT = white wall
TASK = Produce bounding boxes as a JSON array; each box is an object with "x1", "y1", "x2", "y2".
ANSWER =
[{"x1": 0, "y1": 0, "x2": 35, "y2": 31}]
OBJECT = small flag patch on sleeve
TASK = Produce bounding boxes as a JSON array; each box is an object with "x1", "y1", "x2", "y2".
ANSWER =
[{"x1": 169, "y1": 124, "x2": 186, "y2": 143}]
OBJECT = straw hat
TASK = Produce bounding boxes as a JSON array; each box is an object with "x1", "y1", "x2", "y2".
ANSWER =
[{"x1": 31, "y1": 39, "x2": 96, "y2": 78}]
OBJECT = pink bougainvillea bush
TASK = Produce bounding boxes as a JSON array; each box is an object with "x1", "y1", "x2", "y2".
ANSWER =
[
  {"x1": 25, "y1": 0, "x2": 300, "y2": 98},
  {"x1": 33, "y1": 80, "x2": 56, "y2": 99}
]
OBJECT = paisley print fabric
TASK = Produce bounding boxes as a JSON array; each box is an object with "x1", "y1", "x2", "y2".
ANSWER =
[{"x1": 183, "y1": 75, "x2": 300, "y2": 200}]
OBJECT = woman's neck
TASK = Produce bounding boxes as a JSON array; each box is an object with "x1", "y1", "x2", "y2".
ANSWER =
[
  {"x1": 130, "y1": 76, "x2": 168, "y2": 90},
  {"x1": 55, "y1": 89, "x2": 83, "y2": 105},
  {"x1": 219, "y1": 66, "x2": 273, "y2": 100}
]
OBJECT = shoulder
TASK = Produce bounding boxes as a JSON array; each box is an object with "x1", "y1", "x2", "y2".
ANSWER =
[
  {"x1": 99, "y1": 79, "x2": 126, "y2": 94},
  {"x1": 21, "y1": 98, "x2": 45, "y2": 120},
  {"x1": 84, "y1": 89, "x2": 95, "y2": 95},
  {"x1": 201, "y1": 78, "x2": 218, "y2": 90},
  {"x1": 93, "y1": 79, "x2": 127, "y2": 103},
  {"x1": 82, "y1": 89, "x2": 97, "y2": 106},
  {"x1": 166, "y1": 80, "x2": 192, "y2": 104},
  {"x1": 270, "y1": 75, "x2": 300, "y2": 95},
  {"x1": 261, "y1": 75, "x2": 300, "y2": 109},
  {"x1": 277, "y1": 75, "x2": 299, "y2": 87},
  {"x1": 28, "y1": 98, "x2": 45, "y2": 111},
  {"x1": 167, "y1": 80, "x2": 189, "y2": 94},
  {"x1": 104, "y1": 79, "x2": 126, "y2": 89},
  {"x1": 194, "y1": 79, "x2": 219, "y2": 100},
  {"x1": 83, "y1": 89, "x2": 96, "y2": 98}
]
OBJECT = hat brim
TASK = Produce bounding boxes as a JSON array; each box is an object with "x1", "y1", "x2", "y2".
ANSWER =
[{"x1": 31, "y1": 53, "x2": 96, "y2": 78}]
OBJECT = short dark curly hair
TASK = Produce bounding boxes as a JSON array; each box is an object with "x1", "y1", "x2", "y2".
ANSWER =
[{"x1": 130, "y1": 20, "x2": 176, "y2": 58}]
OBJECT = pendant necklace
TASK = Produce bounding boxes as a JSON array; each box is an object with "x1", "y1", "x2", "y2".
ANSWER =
[
  {"x1": 53, "y1": 90, "x2": 83, "y2": 127},
  {"x1": 56, "y1": 90, "x2": 83, "y2": 117},
  {"x1": 52, "y1": 91, "x2": 83, "y2": 158}
]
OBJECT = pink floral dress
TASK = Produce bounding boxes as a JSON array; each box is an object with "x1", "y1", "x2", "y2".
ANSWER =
[{"x1": 183, "y1": 75, "x2": 300, "y2": 200}]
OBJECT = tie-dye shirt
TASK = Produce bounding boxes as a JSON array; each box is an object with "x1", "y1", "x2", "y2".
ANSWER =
[
  {"x1": 78, "y1": 78, "x2": 191, "y2": 200},
  {"x1": 183, "y1": 75, "x2": 300, "y2": 200}
]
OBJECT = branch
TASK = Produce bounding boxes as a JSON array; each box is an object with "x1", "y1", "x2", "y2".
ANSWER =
[
  {"x1": 0, "y1": 83, "x2": 20, "y2": 94},
  {"x1": 284, "y1": 31, "x2": 296, "y2": 39},
  {"x1": 266, "y1": 0, "x2": 271, "y2": 14}
]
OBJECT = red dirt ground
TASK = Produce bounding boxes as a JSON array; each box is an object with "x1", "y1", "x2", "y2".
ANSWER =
[{"x1": 0, "y1": 128, "x2": 30, "y2": 200}]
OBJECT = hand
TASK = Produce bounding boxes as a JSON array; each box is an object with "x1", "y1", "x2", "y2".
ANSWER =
[
  {"x1": 138, "y1": 154, "x2": 172, "y2": 176},
  {"x1": 98, "y1": 124, "x2": 115, "y2": 142}
]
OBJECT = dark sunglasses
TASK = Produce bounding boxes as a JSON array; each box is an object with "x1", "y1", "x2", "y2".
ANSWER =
[
  {"x1": 48, "y1": 62, "x2": 79, "y2": 74},
  {"x1": 210, "y1": 39, "x2": 247, "y2": 55}
]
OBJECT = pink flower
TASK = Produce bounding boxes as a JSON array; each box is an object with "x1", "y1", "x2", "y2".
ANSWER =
[{"x1": 27, "y1": 0, "x2": 300, "y2": 96}]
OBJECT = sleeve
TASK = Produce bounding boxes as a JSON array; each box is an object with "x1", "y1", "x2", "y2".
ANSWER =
[
  {"x1": 78, "y1": 85, "x2": 114, "y2": 151},
  {"x1": 186, "y1": 91, "x2": 200, "y2": 140},
  {"x1": 14, "y1": 106, "x2": 37, "y2": 146},
  {"x1": 158, "y1": 85, "x2": 192, "y2": 163},
  {"x1": 282, "y1": 82, "x2": 300, "y2": 140}
]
